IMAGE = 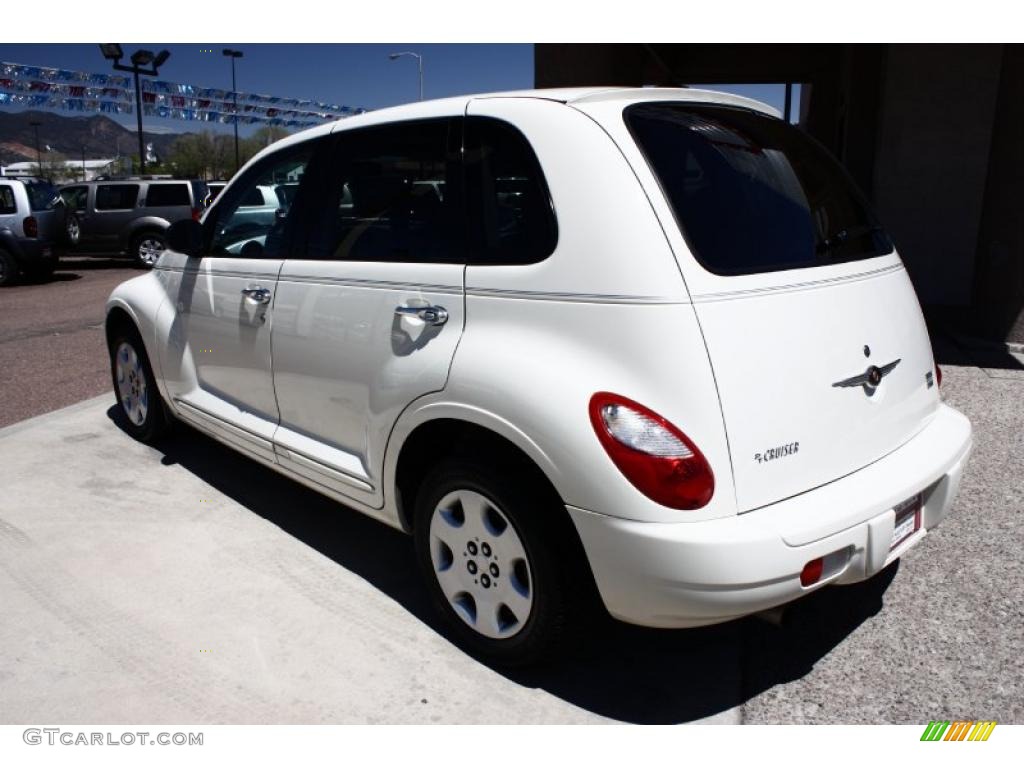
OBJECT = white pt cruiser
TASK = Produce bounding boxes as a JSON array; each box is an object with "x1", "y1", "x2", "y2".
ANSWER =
[{"x1": 106, "y1": 88, "x2": 973, "y2": 665}]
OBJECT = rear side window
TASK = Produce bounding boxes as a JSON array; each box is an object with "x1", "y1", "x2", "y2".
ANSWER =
[
  {"x1": 240, "y1": 187, "x2": 266, "y2": 207},
  {"x1": 25, "y1": 181, "x2": 59, "y2": 211},
  {"x1": 301, "y1": 118, "x2": 462, "y2": 263},
  {"x1": 145, "y1": 183, "x2": 190, "y2": 207},
  {"x1": 0, "y1": 185, "x2": 15, "y2": 214},
  {"x1": 95, "y1": 184, "x2": 139, "y2": 211},
  {"x1": 625, "y1": 103, "x2": 893, "y2": 276},
  {"x1": 464, "y1": 117, "x2": 557, "y2": 265}
]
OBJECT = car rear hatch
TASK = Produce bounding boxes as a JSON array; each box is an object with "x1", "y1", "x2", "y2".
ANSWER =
[
  {"x1": 620, "y1": 101, "x2": 941, "y2": 512},
  {"x1": 24, "y1": 180, "x2": 63, "y2": 243}
]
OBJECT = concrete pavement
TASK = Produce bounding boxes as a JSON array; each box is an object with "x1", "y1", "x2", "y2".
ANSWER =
[{"x1": 0, "y1": 353, "x2": 1020, "y2": 724}]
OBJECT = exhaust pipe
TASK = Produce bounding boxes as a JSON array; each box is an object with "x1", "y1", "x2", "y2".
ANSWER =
[{"x1": 753, "y1": 605, "x2": 787, "y2": 627}]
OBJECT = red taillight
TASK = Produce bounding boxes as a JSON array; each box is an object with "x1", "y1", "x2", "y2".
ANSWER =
[
  {"x1": 23, "y1": 216, "x2": 38, "y2": 238},
  {"x1": 800, "y1": 558, "x2": 824, "y2": 587},
  {"x1": 936, "y1": 364, "x2": 943, "y2": 387},
  {"x1": 589, "y1": 392, "x2": 715, "y2": 510},
  {"x1": 191, "y1": 207, "x2": 202, "y2": 222}
]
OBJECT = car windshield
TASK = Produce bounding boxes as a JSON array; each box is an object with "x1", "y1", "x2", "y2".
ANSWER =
[
  {"x1": 625, "y1": 102, "x2": 894, "y2": 276},
  {"x1": 25, "y1": 181, "x2": 60, "y2": 212}
]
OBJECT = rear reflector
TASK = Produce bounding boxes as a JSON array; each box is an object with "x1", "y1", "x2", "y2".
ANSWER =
[
  {"x1": 936, "y1": 364, "x2": 943, "y2": 387},
  {"x1": 800, "y1": 558, "x2": 824, "y2": 587},
  {"x1": 589, "y1": 392, "x2": 714, "y2": 510},
  {"x1": 191, "y1": 207, "x2": 202, "y2": 222},
  {"x1": 23, "y1": 216, "x2": 38, "y2": 238}
]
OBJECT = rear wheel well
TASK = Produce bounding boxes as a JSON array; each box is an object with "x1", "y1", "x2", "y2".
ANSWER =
[{"x1": 396, "y1": 418, "x2": 606, "y2": 623}]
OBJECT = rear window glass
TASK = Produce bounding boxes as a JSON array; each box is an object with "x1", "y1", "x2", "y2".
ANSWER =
[
  {"x1": 145, "y1": 184, "x2": 191, "y2": 207},
  {"x1": 0, "y1": 185, "x2": 15, "y2": 214},
  {"x1": 95, "y1": 184, "x2": 139, "y2": 211},
  {"x1": 625, "y1": 103, "x2": 893, "y2": 276},
  {"x1": 26, "y1": 181, "x2": 60, "y2": 211}
]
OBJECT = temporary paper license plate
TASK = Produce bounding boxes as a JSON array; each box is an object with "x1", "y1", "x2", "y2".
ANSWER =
[{"x1": 890, "y1": 494, "x2": 922, "y2": 550}]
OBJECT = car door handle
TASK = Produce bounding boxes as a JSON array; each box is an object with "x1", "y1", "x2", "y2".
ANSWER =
[
  {"x1": 241, "y1": 287, "x2": 272, "y2": 304},
  {"x1": 395, "y1": 304, "x2": 449, "y2": 326}
]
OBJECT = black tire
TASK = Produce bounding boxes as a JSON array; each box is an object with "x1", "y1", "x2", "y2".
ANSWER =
[
  {"x1": 131, "y1": 231, "x2": 167, "y2": 269},
  {"x1": 109, "y1": 328, "x2": 168, "y2": 443},
  {"x1": 413, "y1": 456, "x2": 582, "y2": 666},
  {"x1": 0, "y1": 248, "x2": 18, "y2": 287}
]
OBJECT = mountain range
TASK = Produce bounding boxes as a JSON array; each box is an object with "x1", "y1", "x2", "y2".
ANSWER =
[{"x1": 0, "y1": 110, "x2": 184, "y2": 165}]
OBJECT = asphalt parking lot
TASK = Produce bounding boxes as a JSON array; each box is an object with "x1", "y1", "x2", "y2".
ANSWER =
[
  {"x1": 0, "y1": 266, "x2": 1022, "y2": 723},
  {"x1": 0, "y1": 258, "x2": 138, "y2": 428}
]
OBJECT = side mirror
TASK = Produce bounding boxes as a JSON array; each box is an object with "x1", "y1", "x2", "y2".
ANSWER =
[{"x1": 167, "y1": 219, "x2": 204, "y2": 258}]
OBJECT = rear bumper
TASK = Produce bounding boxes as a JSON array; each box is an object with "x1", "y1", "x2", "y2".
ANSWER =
[
  {"x1": 568, "y1": 403, "x2": 973, "y2": 628},
  {"x1": 11, "y1": 237, "x2": 57, "y2": 266}
]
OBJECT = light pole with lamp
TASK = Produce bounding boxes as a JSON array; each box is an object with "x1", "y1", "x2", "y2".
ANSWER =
[
  {"x1": 29, "y1": 120, "x2": 43, "y2": 178},
  {"x1": 222, "y1": 49, "x2": 244, "y2": 175},
  {"x1": 99, "y1": 45, "x2": 171, "y2": 176},
  {"x1": 388, "y1": 51, "x2": 423, "y2": 101}
]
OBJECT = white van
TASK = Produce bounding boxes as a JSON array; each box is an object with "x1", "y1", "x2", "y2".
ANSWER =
[{"x1": 105, "y1": 88, "x2": 972, "y2": 665}]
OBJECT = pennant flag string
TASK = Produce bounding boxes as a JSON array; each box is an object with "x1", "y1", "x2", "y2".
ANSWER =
[{"x1": 0, "y1": 60, "x2": 364, "y2": 128}]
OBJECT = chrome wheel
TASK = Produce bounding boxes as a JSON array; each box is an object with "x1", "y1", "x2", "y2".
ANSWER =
[
  {"x1": 66, "y1": 216, "x2": 80, "y2": 245},
  {"x1": 428, "y1": 489, "x2": 534, "y2": 640},
  {"x1": 137, "y1": 237, "x2": 165, "y2": 266},
  {"x1": 115, "y1": 341, "x2": 149, "y2": 426}
]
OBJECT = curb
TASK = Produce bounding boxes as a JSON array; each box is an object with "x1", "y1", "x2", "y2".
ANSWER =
[{"x1": 0, "y1": 394, "x2": 112, "y2": 440}]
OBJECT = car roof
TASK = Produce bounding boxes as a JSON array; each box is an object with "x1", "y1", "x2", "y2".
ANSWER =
[{"x1": 242, "y1": 86, "x2": 780, "y2": 179}]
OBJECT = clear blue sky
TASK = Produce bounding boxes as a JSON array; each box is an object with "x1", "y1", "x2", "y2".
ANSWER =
[{"x1": 0, "y1": 43, "x2": 800, "y2": 137}]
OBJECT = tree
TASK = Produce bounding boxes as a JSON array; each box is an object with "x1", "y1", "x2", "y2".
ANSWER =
[{"x1": 29, "y1": 151, "x2": 70, "y2": 183}]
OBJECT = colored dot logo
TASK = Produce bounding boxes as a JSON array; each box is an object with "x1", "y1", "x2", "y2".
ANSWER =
[
  {"x1": 199, "y1": 648, "x2": 213, "y2": 653},
  {"x1": 199, "y1": 49, "x2": 214, "y2": 53}
]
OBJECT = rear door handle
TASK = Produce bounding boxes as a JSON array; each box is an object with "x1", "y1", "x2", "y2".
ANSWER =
[
  {"x1": 395, "y1": 304, "x2": 448, "y2": 326},
  {"x1": 241, "y1": 286, "x2": 272, "y2": 304}
]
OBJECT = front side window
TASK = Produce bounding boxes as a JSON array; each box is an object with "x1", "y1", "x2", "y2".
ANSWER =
[
  {"x1": 0, "y1": 185, "x2": 15, "y2": 215},
  {"x1": 145, "y1": 183, "x2": 191, "y2": 208},
  {"x1": 95, "y1": 184, "x2": 139, "y2": 211},
  {"x1": 625, "y1": 103, "x2": 894, "y2": 276},
  {"x1": 464, "y1": 117, "x2": 557, "y2": 265},
  {"x1": 300, "y1": 118, "x2": 461, "y2": 263},
  {"x1": 62, "y1": 186, "x2": 88, "y2": 210},
  {"x1": 207, "y1": 143, "x2": 316, "y2": 258}
]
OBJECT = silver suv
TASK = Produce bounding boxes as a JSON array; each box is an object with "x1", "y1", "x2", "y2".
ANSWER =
[
  {"x1": 61, "y1": 179, "x2": 207, "y2": 268},
  {"x1": 0, "y1": 176, "x2": 61, "y2": 286}
]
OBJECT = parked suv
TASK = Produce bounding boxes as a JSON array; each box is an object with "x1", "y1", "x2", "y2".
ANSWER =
[
  {"x1": 105, "y1": 88, "x2": 973, "y2": 665},
  {"x1": 0, "y1": 176, "x2": 61, "y2": 286},
  {"x1": 61, "y1": 179, "x2": 207, "y2": 267}
]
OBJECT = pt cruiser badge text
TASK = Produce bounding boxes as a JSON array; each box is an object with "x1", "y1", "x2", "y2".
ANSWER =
[
  {"x1": 754, "y1": 442, "x2": 799, "y2": 465},
  {"x1": 23, "y1": 729, "x2": 203, "y2": 746}
]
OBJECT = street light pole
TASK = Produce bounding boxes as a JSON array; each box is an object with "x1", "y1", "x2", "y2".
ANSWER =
[
  {"x1": 131, "y1": 67, "x2": 145, "y2": 175},
  {"x1": 99, "y1": 45, "x2": 171, "y2": 177},
  {"x1": 29, "y1": 120, "x2": 42, "y2": 177},
  {"x1": 223, "y1": 49, "x2": 244, "y2": 175},
  {"x1": 388, "y1": 51, "x2": 424, "y2": 101}
]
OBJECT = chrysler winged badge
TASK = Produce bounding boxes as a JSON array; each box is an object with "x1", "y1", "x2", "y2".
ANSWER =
[{"x1": 832, "y1": 359, "x2": 901, "y2": 389}]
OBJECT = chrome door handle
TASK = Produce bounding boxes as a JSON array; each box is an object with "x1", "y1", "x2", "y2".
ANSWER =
[
  {"x1": 395, "y1": 304, "x2": 449, "y2": 326},
  {"x1": 241, "y1": 287, "x2": 272, "y2": 304}
]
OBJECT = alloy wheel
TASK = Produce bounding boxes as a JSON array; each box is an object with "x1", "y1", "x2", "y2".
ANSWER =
[
  {"x1": 428, "y1": 489, "x2": 534, "y2": 639},
  {"x1": 137, "y1": 238, "x2": 165, "y2": 266},
  {"x1": 115, "y1": 341, "x2": 149, "y2": 426}
]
